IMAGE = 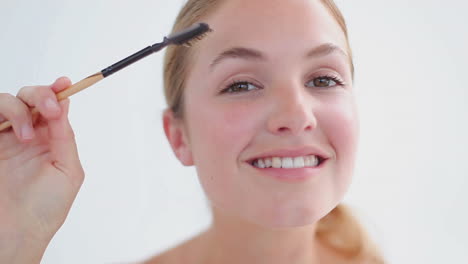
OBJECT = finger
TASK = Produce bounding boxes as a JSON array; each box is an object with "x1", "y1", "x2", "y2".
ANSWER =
[
  {"x1": 47, "y1": 98, "x2": 84, "y2": 186},
  {"x1": 16, "y1": 85, "x2": 61, "y2": 121},
  {"x1": 0, "y1": 93, "x2": 35, "y2": 141},
  {"x1": 50, "y1": 76, "x2": 72, "y2": 93},
  {"x1": 16, "y1": 77, "x2": 71, "y2": 121}
]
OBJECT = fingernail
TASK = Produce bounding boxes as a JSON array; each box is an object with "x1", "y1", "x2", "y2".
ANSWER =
[
  {"x1": 45, "y1": 98, "x2": 60, "y2": 112},
  {"x1": 21, "y1": 124, "x2": 34, "y2": 140}
]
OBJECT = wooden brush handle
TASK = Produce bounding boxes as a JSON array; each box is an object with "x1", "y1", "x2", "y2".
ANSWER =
[{"x1": 0, "y1": 72, "x2": 104, "y2": 132}]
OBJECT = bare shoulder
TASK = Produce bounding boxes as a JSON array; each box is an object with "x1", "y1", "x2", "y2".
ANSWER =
[
  {"x1": 140, "y1": 242, "x2": 188, "y2": 264},
  {"x1": 141, "y1": 248, "x2": 178, "y2": 264},
  {"x1": 316, "y1": 239, "x2": 383, "y2": 264}
]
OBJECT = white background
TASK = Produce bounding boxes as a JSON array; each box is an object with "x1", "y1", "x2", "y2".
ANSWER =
[{"x1": 1, "y1": 0, "x2": 467, "y2": 263}]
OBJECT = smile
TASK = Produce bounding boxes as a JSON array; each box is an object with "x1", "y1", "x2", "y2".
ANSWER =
[
  {"x1": 250, "y1": 155, "x2": 326, "y2": 169},
  {"x1": 247, "y1": 155, "x2": 328, "y2": 182}
]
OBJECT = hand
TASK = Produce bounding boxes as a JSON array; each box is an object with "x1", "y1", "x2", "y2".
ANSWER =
[{"x1": 0, "y1": 77, "x2": 85, "y2": 263}]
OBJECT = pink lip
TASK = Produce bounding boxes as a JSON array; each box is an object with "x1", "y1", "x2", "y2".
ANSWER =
[
  {"x1": 248, "y1": 158, "x2": 328, "y2": 182},
  {"x1": 245, "y1": 146, "x2": 330, "y2": 163}
]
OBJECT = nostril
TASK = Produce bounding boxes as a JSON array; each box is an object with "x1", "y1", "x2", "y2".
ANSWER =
[{"x1": 278, "y1": 127, "x2": 288, "y2": 132}]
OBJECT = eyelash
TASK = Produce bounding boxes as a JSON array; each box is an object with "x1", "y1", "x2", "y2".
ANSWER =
[{"x1": 220, "y1": 75, "x2": 345, "y2": 94}]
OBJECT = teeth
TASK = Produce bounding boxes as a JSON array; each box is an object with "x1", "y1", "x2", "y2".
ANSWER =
[
  {"x1": 257, "y1": 159, "x2": 265, "y2": 168},
  {"x1": 252, "y1": 155, "x2": 321, "y2": 169},
  {"x1": 310, "y1": 156, "x2": 319, "y2": 166},
  {"x1": 293, "y1": 156, "x2": 305, "y2": 167},
  {"x1": 272, "y1": 157, "x2": 282, "y2": 168},
  {"x1": 281, "y1": 157, "x2": 293, "y2": 168},
  {"x1": 304, "y1": 155, "x2": 319, "y2": 167}
]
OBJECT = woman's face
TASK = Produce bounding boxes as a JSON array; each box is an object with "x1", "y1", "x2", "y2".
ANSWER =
[{"x1": 176, "y1": 0, "x2": 359, "y2": 228}]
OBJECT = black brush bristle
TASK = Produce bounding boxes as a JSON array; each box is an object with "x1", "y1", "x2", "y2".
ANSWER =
[
  {"x1": 182, "y1": 31, "x2": 212, "y2": 47},
  {"x1": 165, "y1": 22, "x2": 212, "y2": 46},
  {"x1": 99, "y1": 23, "x2": 213, "y2": 78}
]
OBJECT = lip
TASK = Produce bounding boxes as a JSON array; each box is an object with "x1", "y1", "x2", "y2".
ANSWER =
[
  {"x1": 244, "y1": 146, "x2": 330, "y2": 164},
  {"x1": 248, "y1": 158, "x2": 328, "y2": 183}
]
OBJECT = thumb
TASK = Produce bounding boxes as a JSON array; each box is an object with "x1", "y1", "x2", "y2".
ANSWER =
[
  {"x1": 50, "y1": 76, "x2": 72, "y2": 93},
  {"x1": 47, "y1": 98, "x2": 84, "y2": 186}
]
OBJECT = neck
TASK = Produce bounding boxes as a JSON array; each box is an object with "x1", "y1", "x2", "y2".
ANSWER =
[{"x1": 199, "y1": 207, "x2": 323, "y2": 264}]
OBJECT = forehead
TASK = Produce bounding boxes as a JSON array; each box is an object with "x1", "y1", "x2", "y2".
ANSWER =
[{"x1": 194, "y1": 0, "x2": 348, "y2": 63}]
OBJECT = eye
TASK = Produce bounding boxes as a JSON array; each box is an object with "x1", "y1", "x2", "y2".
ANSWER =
[
  {"x1": 221, "y1": 81, "x2": 261, "y2": 94},
  {"x1": 306, "y1": 75, "x2": 345, "y2": 88}
]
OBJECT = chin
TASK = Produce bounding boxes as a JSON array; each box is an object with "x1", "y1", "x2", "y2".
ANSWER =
[{"x1": 246, "y1": 202, "x2": 335, "y2": 230}]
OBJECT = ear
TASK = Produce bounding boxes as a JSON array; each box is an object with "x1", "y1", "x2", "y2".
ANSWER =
[{"x1": 163, "y1": 109, "x2": 194, "y2": 166}]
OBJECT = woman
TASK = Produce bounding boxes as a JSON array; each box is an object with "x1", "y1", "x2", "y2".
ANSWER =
[{"x1": 0, "y1": 0, "x2": 384, "y2": 263}]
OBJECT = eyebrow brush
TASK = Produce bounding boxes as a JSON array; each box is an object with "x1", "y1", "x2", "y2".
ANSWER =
[{"x1": 0, "y1": 22, "x2": 212, "y2": 132}]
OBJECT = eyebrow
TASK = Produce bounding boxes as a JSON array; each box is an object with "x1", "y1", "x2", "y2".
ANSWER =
[{"x1": 209, "y1": 43, "x2": 348, "y2": 71}]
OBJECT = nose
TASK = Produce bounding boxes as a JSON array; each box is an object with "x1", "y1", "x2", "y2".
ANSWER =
[{"x1": 267, "y1": 81, "x2": 317, "y2": 135}]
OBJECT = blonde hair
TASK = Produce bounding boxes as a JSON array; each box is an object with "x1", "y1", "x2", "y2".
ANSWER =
[{"x1": 163, "y1": 0, "x2": 384, "y2": 262}]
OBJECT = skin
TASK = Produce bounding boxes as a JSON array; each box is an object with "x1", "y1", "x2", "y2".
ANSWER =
[
  {"x1": 0, "y1": 0, "x2": 358, "y2": 263},
  {"x1": 159, "y1": 0, "x2": 359, "y2": 263},
  {"x1": 0, "y1": 77, "x2": 84, "y2": 263}
]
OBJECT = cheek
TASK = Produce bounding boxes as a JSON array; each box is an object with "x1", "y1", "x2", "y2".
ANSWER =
[
  {"x1": 190, "y1": 100, "x2": 258, "y2": 153},
  {"x1": 318, "y1": 93, "x2": 359, "y2": 192},
  {"x1": 326, "y1": 101, "x2": 357, "y2": 149},
  {"x1": 186, "y1": 98, "x2": 263, "y2": 209}
]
